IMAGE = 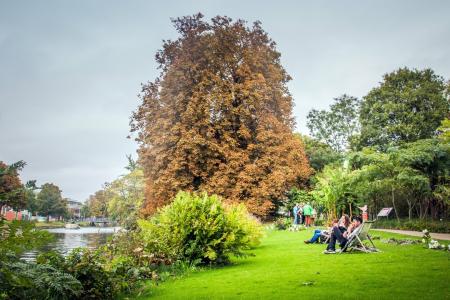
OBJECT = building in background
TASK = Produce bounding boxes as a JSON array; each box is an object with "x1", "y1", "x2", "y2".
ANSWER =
[{"x1": 67, "y1": 199, "x2": 82, "y2": 218}]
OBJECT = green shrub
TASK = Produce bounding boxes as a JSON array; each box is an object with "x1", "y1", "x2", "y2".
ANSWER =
[
  {"x1": 0, "y1": 219, "x2": 53, "y2": 259},
  {"x1": 64, "y1": 248, "x2": 115, "y2": 299},
  {"x1": 0, "y1": 261, "x2": 82, "y2": 300},
  {"x1": 138, "y1": 191, "x2": 263, "y2": 265},
  {"x1": 274, "y1": 218, "x2": 292, "y2": 230}
]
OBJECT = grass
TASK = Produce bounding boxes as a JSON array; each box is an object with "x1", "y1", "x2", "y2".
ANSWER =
[
  {"x1": 134, "y1": 228, "x2": 450, "y2": 300},
  {"x1": 34, "y1": 221, "x2": 66, "y2": 228}
]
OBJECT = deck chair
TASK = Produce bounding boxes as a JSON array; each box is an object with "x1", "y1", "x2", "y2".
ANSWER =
[
  {"x1": 339, "y1": 221, "x2": 379, "y2": 253},
  {"x1": 319, "y1": 231, "x2": 331, "y2": 244}
]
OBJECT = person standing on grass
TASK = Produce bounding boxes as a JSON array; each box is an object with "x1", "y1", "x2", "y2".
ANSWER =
[
  {"x1": 298, "y1": 203, "x2": 304, "y2": 225},
  {"x1": 293, "y1": 203, "x2": 300, "y2": 225},
  {"x1": 303, "y1": 202, "x2": 313, "y2": 227}
]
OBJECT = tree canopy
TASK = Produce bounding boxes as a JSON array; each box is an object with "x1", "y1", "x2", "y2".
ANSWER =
[
  {"x1": 0, "y1": 161, "x2": 27, "y2": 210},
  {"x1": 296, "y1": 134, "x2": 342, "y2": 172},
  {"x1": 131, "y1": 14, "x2": 311, "y2": 218},
  {"x1": 306, "y1": 94, "x2": 360, "y2": 152},
  {"x1": 36, "y1": 183, "x2": 67, "y2": 219},
  {"x1": 359, "y1": 68, "x2": 449, "y2": 150}
]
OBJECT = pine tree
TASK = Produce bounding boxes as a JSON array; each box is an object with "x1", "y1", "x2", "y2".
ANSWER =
[{"x1": 131, "y1": 14, "x2": 311, "y2": 218}]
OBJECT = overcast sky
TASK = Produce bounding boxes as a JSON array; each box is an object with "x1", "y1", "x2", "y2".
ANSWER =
[{"x1": 1, "y1": 0, "x2": 449, "y2": 202}]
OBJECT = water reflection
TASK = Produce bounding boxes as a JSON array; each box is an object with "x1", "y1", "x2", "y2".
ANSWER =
[{"x1": 22, "y1": 226, "x2": 121, "y2": 261}]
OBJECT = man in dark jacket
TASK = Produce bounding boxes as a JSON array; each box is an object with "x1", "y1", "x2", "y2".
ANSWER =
[{"x1": 323, "y1": 215, "x2": 362, "y2": 254}]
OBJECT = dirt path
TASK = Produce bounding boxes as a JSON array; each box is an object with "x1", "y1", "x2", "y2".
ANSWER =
[{"x1": 373, "y1": 229, "x2": 450, "y2": 241}]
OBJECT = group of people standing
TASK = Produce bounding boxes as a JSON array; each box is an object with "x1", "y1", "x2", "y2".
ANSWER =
[{"x1": 292, "y1": 202, "x2": 316, "y2": 227}]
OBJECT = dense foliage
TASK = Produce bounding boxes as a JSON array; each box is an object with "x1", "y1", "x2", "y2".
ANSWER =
[
  {"x1": 131, "y1": 14, "x2": 311, "y2": 218},
  {"x1": 296, "y1": 134, "x2": 342, "y2": 172},
  {"x1": 0, "y1": 161, "x2": 27, "y2": 210},
  {"x1": 138, "y1": 191, "x2": 263, "y2": 265},
  {"x1": 307, "y1": 94, "x2": 360, "y2": 152},
  {"x1": 311, "y1": 138, "x2": 449, "y2": 221},
  {"x1": 36, "y1": 183, "x2": 68, "y2": 220},
  {"x1": 359, "y1": 68, "x2": 449, "y2": 150},
  {"x1": 85, "y1": 167, "x2": 145, "y2": 228},
  {"x1": 2, "y1": 261, "x2": 82, "y2": 300},
  {"x1": 0, "y1": 219, "x2": 80, "y2": 300}
]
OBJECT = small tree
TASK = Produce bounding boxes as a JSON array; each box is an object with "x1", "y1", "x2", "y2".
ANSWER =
[{"x1": 37, "y1": 183, "x2": 67, "y2": 221}]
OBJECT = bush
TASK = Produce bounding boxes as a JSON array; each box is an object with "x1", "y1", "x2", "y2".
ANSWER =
[
  {"x1": 0, "y1": 261, "x2": 82, "y2": 300},
  {"x1": 37, "y1": 237, "x2": 158, "y2": 299},
  {"x1": 0, "y1": 219, "x2": 53, "y2": 259},
  {"x1": 0, "y1": 219, "x2": 69, "y2": 300},
  {"x1": 64, "y1": 248, "x2": 115, "y2": 299},
  {"x1": 138, "y1": 191, "x2": 263, "y2": 265},
  {"x1": 0, "y1": 218, "x2": 157, "y2": 299},
  {"x1": 274, "y1": 218, "x2": 292, "y2": 230}
]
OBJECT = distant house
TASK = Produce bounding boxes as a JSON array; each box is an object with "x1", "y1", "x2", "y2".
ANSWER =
[
  {"x1": 1, "y1": 206, "x2": 31, "y2": 221},
  {"x1": 67, "y1": 199, "x2": 82, "y2": 218}
]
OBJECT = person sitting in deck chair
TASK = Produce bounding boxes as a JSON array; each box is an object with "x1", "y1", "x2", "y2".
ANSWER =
[
  {"x1": 323, "y1": 215, "x2": 362, "y2": 254},
  {"x1": 304, "y1": 214, "x2": 349, "y2": 244},
  {"x1": 304, "y1": 219, "x2": 337, "y2": 244}
]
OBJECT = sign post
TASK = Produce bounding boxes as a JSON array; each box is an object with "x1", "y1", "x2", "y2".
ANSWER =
[{"x1": 377, "y1": 207, "x2": 393, "y2": 220}]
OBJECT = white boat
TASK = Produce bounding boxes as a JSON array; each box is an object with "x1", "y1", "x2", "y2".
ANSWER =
[{"x1": 65, "y1": 223, "x2": 80, "y2": 229}]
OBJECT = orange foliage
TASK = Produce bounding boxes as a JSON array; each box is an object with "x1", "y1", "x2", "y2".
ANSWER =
[
  {"x1": 0, "y1": 161, "x2": 25, "y2": 209},
  {"x1": 132, "y1": 14, "x2": 312, "y2": 218}
]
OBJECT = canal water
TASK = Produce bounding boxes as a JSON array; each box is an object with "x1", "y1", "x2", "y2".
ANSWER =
[{"x1": 22, "y1": 226, "x2": 121, "y2": 261}]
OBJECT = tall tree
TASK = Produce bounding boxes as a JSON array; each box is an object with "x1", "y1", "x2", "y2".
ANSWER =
[
  {"x1": 36, "y1": 183, "x2": 67, "y2": 220},
  {"x1": 131, "y1": 14, "x2": 311, "y2": 218},
  {"x1": 359, "y1": 68, "x2": 449, "y2": 150},
  {"x1": 306, "y1": 94, "x2": 360, "y2": 152}
]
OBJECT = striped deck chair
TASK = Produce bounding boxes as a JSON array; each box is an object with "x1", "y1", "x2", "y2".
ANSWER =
[{"x1": 339, "y1": 221, "x2": 379, "y2": 253}]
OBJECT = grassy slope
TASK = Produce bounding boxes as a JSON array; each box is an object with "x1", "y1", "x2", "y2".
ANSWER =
[{"x1": 137, "y1": 229, "x2": 450, "y2": 300}]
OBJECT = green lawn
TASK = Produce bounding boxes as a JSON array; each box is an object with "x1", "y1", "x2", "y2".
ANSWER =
[{"x1": 136, "y1": 228, "x2": 450, "y2": 300}]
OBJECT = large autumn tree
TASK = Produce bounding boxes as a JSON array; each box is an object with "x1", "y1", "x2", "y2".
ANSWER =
[{"x1": 131, "y1": 14, "x2": 311, "y2": 218}]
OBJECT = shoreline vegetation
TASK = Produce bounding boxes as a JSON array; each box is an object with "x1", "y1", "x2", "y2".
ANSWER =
[{"x1": 32, "y1": 221, "x2": 92, "y2": 229}]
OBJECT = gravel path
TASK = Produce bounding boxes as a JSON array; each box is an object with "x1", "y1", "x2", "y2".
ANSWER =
[{"x1": 373, "y1": 229, "x2": 450, "y2": 241}]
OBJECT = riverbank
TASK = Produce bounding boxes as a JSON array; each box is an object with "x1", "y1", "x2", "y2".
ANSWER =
[
  {"x1": 34, "y1": 221, "x2": 66, "y2": 229},
  {"x1": 33, "y1": 221, "x2": 92, "y2": 229}
]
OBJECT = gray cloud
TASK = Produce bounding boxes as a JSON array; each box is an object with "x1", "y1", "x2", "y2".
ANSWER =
[{"x1": 1, "y1": 0, "x2": 449, "y2": 201}]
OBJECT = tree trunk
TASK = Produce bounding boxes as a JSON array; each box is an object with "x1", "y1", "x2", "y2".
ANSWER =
[
  {"x1": 407, "y1": 201, "x2": 412, "y2": 220},
  {"x1": 391, "y1": 187, "x2": 400, "y2": 222}
]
